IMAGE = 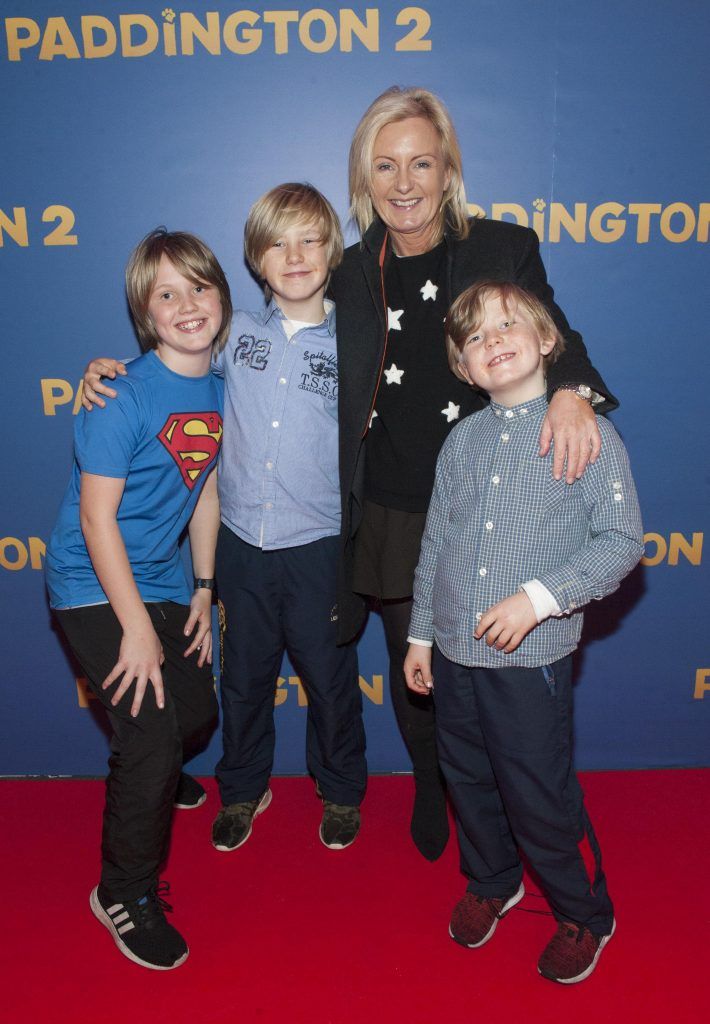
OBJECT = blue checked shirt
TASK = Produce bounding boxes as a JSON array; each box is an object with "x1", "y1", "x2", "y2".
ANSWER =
[
  {"x1": 409, "y1": 393, "x2": 644, "y2": 668},
  {"x1": 214, "y1": 300, "x2": 340, "y2": 550}
]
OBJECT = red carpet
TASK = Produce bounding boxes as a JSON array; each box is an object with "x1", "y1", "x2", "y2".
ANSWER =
[{"x1": 1, "y1": 771, "x2": 708, "y2": 1023}]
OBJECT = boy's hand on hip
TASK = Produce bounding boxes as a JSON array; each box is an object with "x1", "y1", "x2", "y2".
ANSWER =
[
  {"x1": 475, "y1": 592, "x2": 537, "y2": 654},
  {"x1": 404, "y1": 643, "x2": 434, "y2": 695},
  {"x1": 539, "y1": 389, "x2": 601, "y2": 483},
  {"x1": 82, "y1": 357, "x2": 127, "y2": 410},
  {"x1": 102, "y1": 626, "x2": 165, "y2": 717}
]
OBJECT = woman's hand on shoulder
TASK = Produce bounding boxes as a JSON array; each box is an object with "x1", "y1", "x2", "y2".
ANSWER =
[
  {"x1": 82, "y1": 358, "x2": 127, "y2": 411},
  {"x1": 539, "y1": 389, "x2": 602, "y2": 483}
]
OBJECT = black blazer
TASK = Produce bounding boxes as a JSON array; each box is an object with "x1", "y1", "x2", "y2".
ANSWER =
[{"x1": 330, "y1": 215, "x2": 617, "y2": 644}]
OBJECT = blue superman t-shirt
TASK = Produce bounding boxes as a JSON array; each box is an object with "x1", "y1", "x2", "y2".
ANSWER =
[{"x1": 46, "y1": 351, "x2": 223, "y2": 609}]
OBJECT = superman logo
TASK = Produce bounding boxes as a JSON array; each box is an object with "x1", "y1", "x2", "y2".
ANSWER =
[{"x1": 157, "y1": 411, "x2": 223, "y2": 490}]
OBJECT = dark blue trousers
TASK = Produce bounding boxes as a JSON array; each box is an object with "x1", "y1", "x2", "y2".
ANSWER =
[
  {"x1": 215, "y1": 526, "x2": 367, "y2": 807},
  {"x1": 433, "y1": 648, "x2": 614, "y2": 935}
]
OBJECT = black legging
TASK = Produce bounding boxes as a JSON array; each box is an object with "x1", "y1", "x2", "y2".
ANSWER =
[{"x1": 380, "y1": 597, "x2": 440, "y2": 779}]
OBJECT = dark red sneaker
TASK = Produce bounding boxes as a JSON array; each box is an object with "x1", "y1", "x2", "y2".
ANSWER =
[
  {"x1": 449, "y1": 883, "x2": 525, "y2": 948},
  {"x1": 538, "y1": 919, "x2": 616, "y2": 984}
]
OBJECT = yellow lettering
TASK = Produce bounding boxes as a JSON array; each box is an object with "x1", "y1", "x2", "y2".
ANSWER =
[
  {"x1": 694, "y1": 669, "x2": 710, "y2": 700},
  {"x1": 81, "y1": 16, "x2": 116, "y2": 58},
  {"x1": 274, "y1": 676, "x2": 287, "y2": 706},
  {"x1": 395, "y1": 6, "x2": 432, "y2": 51},
  {"x1": 0, "y1": 207, "x2": 29, "y2": 247},
  {"x1": 299, "y1": 9, "x2": 337, "y2": 52},
  {"x1": 263, "y1": 10, "x2": 298, "y2": 54},
  {"x1": 641, "y1": 532, "x2": 666, "y2": 566},
  {"x1": 466, "y1": 203, "x2": 487, "y2": 220},
  {"x1": 0, "y1": 538, "x2": 28, "y2": 571},
  {"x1": 76, "y1": 677, "x2": 96, "y2": 708},
  {"x1": 668, "y1": 532, "x2": 703, "y2": 566},
  {"x1": 660, "y1": 202, "x2": 696, "y2": 243},
  {"x1": 697, "y1": 203, "x2": 709, "y2": 243},
  {"x1": 29, "y1": 536, "x2": 46, "y2": 570},
  {"x1": 588, "y1": 202, "x2": 625, "y2": 242},
  {"x1": 41, "y1": 378, "x2": 74, "y2": 416},
  {"x1": 42, "y1": 205, "x2": 78, "y2": 246},
  {"x1": 163, "y1": 19, "x2": 177, "y2": 57},
  {"x1": 548, "y1": 203, "x2": 587, "y2": 243},
  {"x1": 339, "y1": 8, "x2": 379, "y2": 52},
  {"x1": 223, "y1": 11, "x2": 262, "y2": 55},
  {"x1": 289, "y1": 675, "x2": 308, "y2": 706},
  {"x1": 491, "y1": 204, "x2": 528, "y2": 227},
  {"x1": 359, "y1": 674, "x2": 383, "y2": 705},
  {"x1": 627, "y1": 203, "x2": 661, "y2": 244},
  {"x1": 180, "y1": 12, "x2": 221, "y2": 55},
  {"x1": 39, "y1": 17, "x2": 80, "y2": 61},
  {"x1": 5, "y1": 17, "x2": 41, "y2": 60},
  {"x1": 119, "y1": 15, "x2": 159, "y2": 58}
]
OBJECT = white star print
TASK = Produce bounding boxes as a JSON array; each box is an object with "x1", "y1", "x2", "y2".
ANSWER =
[
  {"x1": 441, "y1": 401, "x2": 460, "y2": 423},
  {"x1": 388, "y1": 307, "x2": 404, "y2": 331},
  {"x1": 369, "y1": 409, "x2": 379, "y2": 428},
  {"x1": 384, "y1": 363, "x2": 405, "y2": 385},
  {"x1": 420, "y1": 279, "x2": 438, "y2": 301}
]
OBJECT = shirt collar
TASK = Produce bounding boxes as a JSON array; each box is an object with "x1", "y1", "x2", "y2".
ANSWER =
[
  {"x1": 264, "y1": 297, "x2": 336, "y2": 336},
  {"x1": 489, "y1": 392, "x2": 548, "y2": 421}
]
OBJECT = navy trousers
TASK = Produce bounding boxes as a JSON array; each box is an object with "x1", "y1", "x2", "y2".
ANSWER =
[
  {"x1": 215, "y1": 526, "x2": 367, "y2": 807},
  {"x1": 56, "y1": 602, "x2": 218, "y2": 904},
  {"x1": 433, "y1": 648, "x2": 614, "y2": 936}
]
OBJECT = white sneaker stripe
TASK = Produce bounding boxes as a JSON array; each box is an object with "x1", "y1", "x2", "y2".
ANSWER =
[
  {"x1": 112, "y1": 911, "x2": 129, "y2": 925},
  {"x1": 117, "y1": 922, "x2": 135, "y2": 934},
  {"x1": 106, "y1": 903, "x2": 123, "y2": 915}
]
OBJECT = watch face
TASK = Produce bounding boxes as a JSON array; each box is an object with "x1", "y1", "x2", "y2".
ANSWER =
[{"x1": 578, "y1": 386, "x2": 592, "y2": 399}]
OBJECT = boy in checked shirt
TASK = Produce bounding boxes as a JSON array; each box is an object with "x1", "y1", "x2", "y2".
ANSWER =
[{"x1": 404, "y1": 281, "x2": 643, "y2": 984}]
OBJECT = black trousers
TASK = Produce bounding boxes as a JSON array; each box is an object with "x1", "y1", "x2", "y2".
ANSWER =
[
  {"x1": 56, "y1": 602, "x2": 218, "y2": 903},
  {"x1": 433, "y1": 648, "x2": 614, "y2": 935},
  {"x1": 215, "y1": 527, "x2": 367, "y2": 807}
]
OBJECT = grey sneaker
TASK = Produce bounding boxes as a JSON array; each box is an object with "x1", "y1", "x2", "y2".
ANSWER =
[
  {"x1": 211, "y1": 788, "x2": 272, "y2": 851},
  {"x1": 319, "y1": 801, "x2": 360, "y2": 850}
]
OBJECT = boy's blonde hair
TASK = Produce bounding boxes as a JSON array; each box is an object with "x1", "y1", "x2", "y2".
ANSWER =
[
  {"x1": 126, "y1": 228, "x2": 233, "y2": 354},
  {"x1": 445, "y1": 281, "x2": 565, "y2": 383},
  {"x1": 244, "y1": 183, "x2": 344, "y2": 300},
  {"x1": 348, "y1": 86, "x2": 470, "y2": 242}
]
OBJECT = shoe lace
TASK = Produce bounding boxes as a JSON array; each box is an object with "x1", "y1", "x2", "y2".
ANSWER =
[{"x1": 133, "y1": 880, "x2": 174, "y2": 926}]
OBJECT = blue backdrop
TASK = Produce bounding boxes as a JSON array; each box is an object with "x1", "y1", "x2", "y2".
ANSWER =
[{"x1": 1, "y1": 1, "x2": 707, "y2": 776}]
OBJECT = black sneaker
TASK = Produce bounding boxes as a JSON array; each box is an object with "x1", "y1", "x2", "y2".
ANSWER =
[
  {"x1": 211, "y1": 788, "x2": 272, "y2": 851},
  {"x1": 174, "y1": 772, "x2": 206, "y2": 809},
  {"x1": 90, "y1": 881, "x2": 188, "y2": 970},
  {"x1": 319, "y1": 801, "x2": 360, "y2": 850}
]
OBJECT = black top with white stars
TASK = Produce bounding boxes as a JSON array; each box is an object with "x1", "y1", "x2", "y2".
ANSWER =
[{"x1": 364, "y1": 242, "x2": 482, "y2": 512}]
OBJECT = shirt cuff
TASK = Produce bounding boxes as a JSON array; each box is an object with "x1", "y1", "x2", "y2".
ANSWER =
[
  {"x1": 520, "y1": 580, "x2": 563, "y2": 623},
  {"x1": 407, "y1": 636, "x2": 433, "y2": 648}
]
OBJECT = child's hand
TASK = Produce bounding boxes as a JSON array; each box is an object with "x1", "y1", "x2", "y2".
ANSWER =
[
  {"x1": 475, "y1": 592, "x2": 538, "y2": 653},
  {"x1": 404, "y1": 643, "x2": 434, "y2": 695},
  {"x1": 184, "y1": 588, "x2": 213, "y2": 667},
  {"x1": 102, "y1": 626, "x2": 165, "y2": 717},
  {"x1": 82, "y1": 358, "x2": 128, "y2": 410}
]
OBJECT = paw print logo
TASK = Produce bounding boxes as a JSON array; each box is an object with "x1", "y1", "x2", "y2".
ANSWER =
[
  {"x1": 162, "y1": 7, "x2": 176, "y2": 22},
  {"x1": 533, "y1": 198, "x2": 547, "y2": 212}
]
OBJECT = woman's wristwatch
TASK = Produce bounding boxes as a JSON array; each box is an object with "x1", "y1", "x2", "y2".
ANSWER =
[{"x1": 556, "y1": 383, "x2": 601, "y2": 405}]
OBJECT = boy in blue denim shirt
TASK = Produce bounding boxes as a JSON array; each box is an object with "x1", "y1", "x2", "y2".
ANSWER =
[{"x1": 405, "y1": 281, "x2": 643, "y2": 984}]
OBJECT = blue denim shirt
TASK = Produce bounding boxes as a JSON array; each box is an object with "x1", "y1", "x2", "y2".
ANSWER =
[
  {"x1": 214, "y1": 300, "x2": 340, "y2": 550},
  {"x1": 409, "y1": 394, "x2": 644, "y2": 668}
]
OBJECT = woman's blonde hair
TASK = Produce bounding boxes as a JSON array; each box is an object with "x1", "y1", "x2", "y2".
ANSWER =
[
  {"x1": 244, "y1": 183, "x2": 344, "y2": 300},
  {"x1": 445, "y1": 281, "x2": 565, "y2": 383},
  {"x1": 349, "y1": 86, "x2": 470, "y2": 242},
  {"x1": 126, "y1": 228, "x2": 232, "y2": 354}
]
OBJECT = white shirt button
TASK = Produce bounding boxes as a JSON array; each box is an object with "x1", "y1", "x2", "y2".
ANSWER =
[
  {"x1": 492, "y1": 475, "x2": 500, "y2": 485},
  {"x1": 520, "y1": 407, "x2": 528, "y2": 415},
  {"x1": 485, "y1": 521, "x2": 493, "y2": 530},
  {"x1": 279, "y1": 377, "x2": 287, "y2": 385},
  {"x1": 501, "y1": 433, "x2": 510, "y2": 442},
  {"x1": 614, "y1": 493, "x2": 623, "y2": 501},
  {"x1": 479, "y1": 567, "x2": 487, "y2": 577},
  {"x1": 266, "y1": 461, "x2": 273, "y2": 470},
  {"x1": 265, "y1": 502, "x2": 273, "y2": 509},
  {"x1": 505, "y1": 409, "x2": 514, "y2": 419},
  {"x1": 272, "y1": 421, "x2": 279, "y2": 428},
  {"x1": 475, "y1": 612, "x2": 482, "y2": 621}
]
